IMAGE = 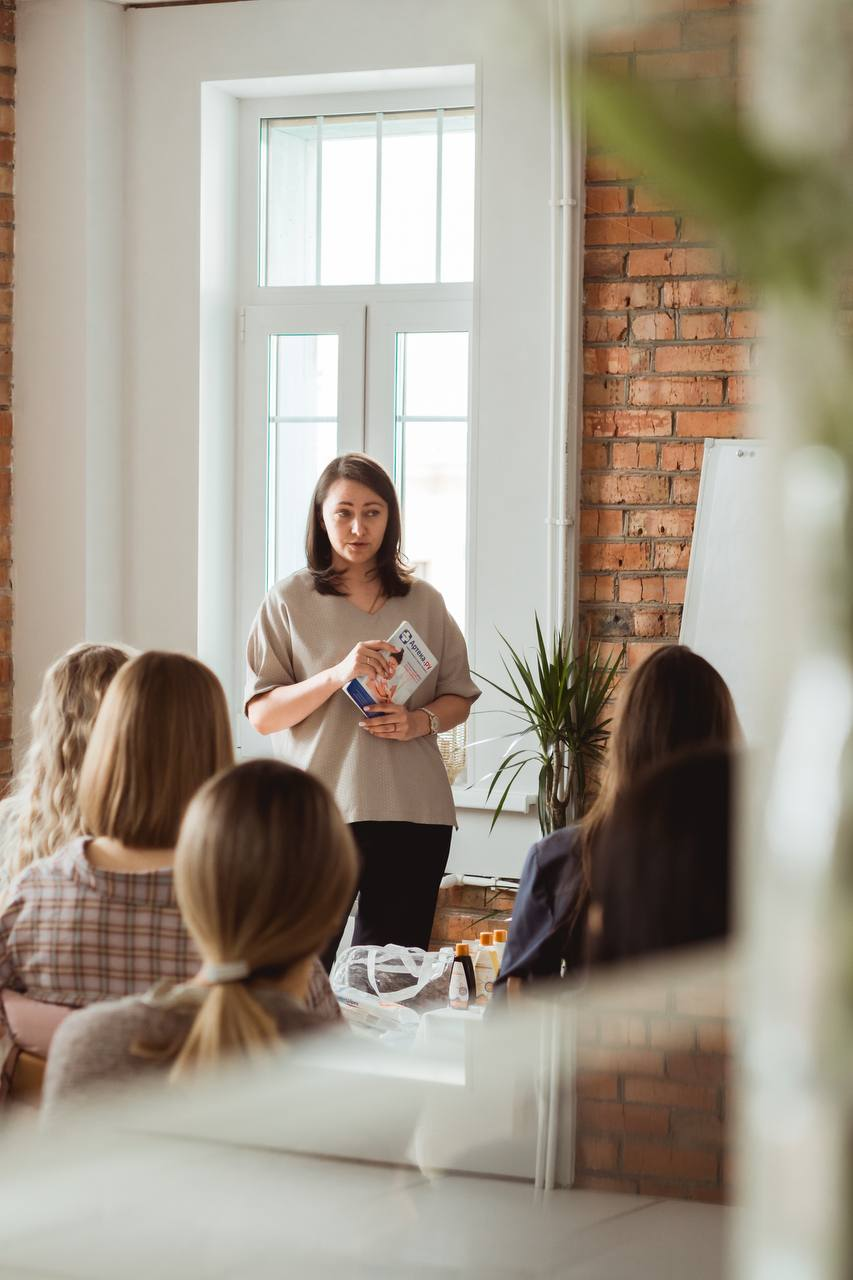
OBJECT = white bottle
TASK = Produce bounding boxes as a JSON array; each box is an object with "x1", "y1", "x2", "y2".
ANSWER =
[
  {"x1": 474, "y1": 931, "x2": 500, "y2": 1003},
  {"x1": 492, "y1": 928, "x2": 508, "y2": 971}
]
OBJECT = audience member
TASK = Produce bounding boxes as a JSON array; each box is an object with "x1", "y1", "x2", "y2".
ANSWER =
[
  {"x1": 0, "y1": 643, "x2": 131, "y2": 897},
  {"x1": 43, "y1": 759, "x2": 358, "y2": 1114},
  {"x1": 496, "y1": 645, "x2": 738, "y2": 991},
  {"x1": 0, "y1": 652, "x2": 337, "y2": 1024},
  {"x1": 587, "y1": 746, "x2": 732, "y2": 965}
]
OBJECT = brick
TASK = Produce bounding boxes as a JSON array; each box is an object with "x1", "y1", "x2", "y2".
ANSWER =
[
  {"x1": 585, "y1": 376, "x2": 626, "y2": 406},
  {"x1": 632, "y1": 184, "x2": 673, "y2": 213},
  {"x1": 697, "y1": 1022, "x2": 730, "y2": 1054},
  {"x1": 655, "y1": 343, "x2": 750, "y2": 372},
  {"x1": 683, "y1": 11, "x2": 742, "y2": 47},
  {"x1": 577, "y1": 1100, "x2": 670, "y2": 1138},
  {"x1": 576, "y1": 1046, "x2": 665, "y2": 1076},
  {"x1": 662, "y1": 278, "x2": 756, "y2": 308},
  {"x1": 628, "y1": 247, "x2": 724, "y2": 278},
  {"x1": 631, "y1": 311, "x2": 676, "y2": 341},
  {"x1": 573, "y1": 1173, "x2": 640, "y2": 1195},
  {"x1": 623, "y1": 1141, "x2": 718, "y2": 1183},
  {"x1": 589, "y1": 983, "x2": 669, "y2": 1013},
  {"x1": 670, "y1": 1110, "x2": 725, "y2": 1146},
  {"x1": 575, "y1": 1071, "x2": 619, "y2": 1101},
  {"x1": 0, "y1": 103, "x2": 11, "y2": 137},
  {"x1": 585, "y1": 185, "x2": 629, "y2": 215},
  {"x1": 580, "y1": 574, "x2": 615, "y2": 603},
  {"x1": 582, "y1": 474, "x2": 669, "y2": 505},
  {"x1": 675, "y1": 410, "x2": 746, "y2": 437},
  {"x1": 679, "y1": 215, "x2": 715, "y2": 244},
  {"x1": 649, "y1": 1018, "x2": 698, "y2": 1051},
  {"x1": 727, "y1": 309, "x2": 763, "y2": 338},
  {"x1": 665, "y1": 576, "x2": 687, "y2": 604},
  {"x1": 580, "y1": 542, "x2": 652, "y2": 572},
  {"x1": 586, "y1": 152, "x2": 637, "y2": 183},
  {"x1": 619, "y1": 576, "x2": 664, "y2": 604},
  {"x1": 626, "y1": 507, "x2": 695, "y2": 537},
  {"x1": 584, "y1": 314, "x2": 628, "y2": 343},
  {"x1": 598, "y1": 1014, "x2": 649, "y2": 1047},
  {"x1": 584, "y1": 409, "x2": 672, "y2": 438},
  {"x1": 653, "y1": 541, "x2": 692, "y2": 570},
  {"x1": 584, "y1": 346, "x2": 650, "y2": 375},
  {"x1": 638, "y1": 1180, "x2": 726, "y2": 1204},
  {"x1": 672, "y1": 475, "x2": 701, "y2": 504},
  {"x1": 586, "y1": 52, "x2": 632, "y2": 79},
  {"x1": 674, "y1": 987, "x2": 729, "y2": 1018},
  {"x1": 636, "y1": 48, "x2": 731, "y2": 80},
  {"x1": 727, "y1": 375, "x2": 753, "y2": 404},
  {"x1": 611, "y1": 442, "x2": 639, "y2": 468},
  {"x1": 624, "y1": 1076, "x2": 717, "y2": 1111},
  {"x1": 587, "y1": 216, "x2": 678, "y2": 246},
  {"x1": 590, "y1": 19, "x2": 681, "y2": 54},
  {"x1": 0, "y1": 42, "x2": 14, "y2": 72},
  {"x1": 596, "y1": 509, "x2": 626, "y2": 537},
  {"x1": 0, "y1": 168, "x2": 12, "y2": 195},
  {"x1": 575, "y1": 1136, "x2": 619, "y2": 1172},
  {"x1": 630, "y1": 377, "x2": 724, "y2": 406},
  {"x1": 631, "y1": 609, "x2": 681, "y2": 638},
  {"x1": 582, "y1": 441, "x2": 609, "y2": 469},
  {"x1": 585, "y1": 281, "x2": 660, "y2": 310},
  {"x1": 585, "y1": 248, "x2": 626, "y2": 278},
  {"x1": 680, "y1": 312, "x2": 726, "y2": 340},
  {"x1": 661, "y1": 442, "x2": 702, "y2": 470}
]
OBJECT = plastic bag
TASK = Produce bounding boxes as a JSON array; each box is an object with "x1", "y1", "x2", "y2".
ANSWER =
[
  {"x1": 331, "y1": 944, "x2": 455, "y2": 1013},
  {"x1": 333, "y1": 986, "x2": 421, "y2": 1044}
]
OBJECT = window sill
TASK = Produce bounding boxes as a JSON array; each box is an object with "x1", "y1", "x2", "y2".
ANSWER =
[{"x1": 451, "y1": 786, "x2": 536, "y2": 814}]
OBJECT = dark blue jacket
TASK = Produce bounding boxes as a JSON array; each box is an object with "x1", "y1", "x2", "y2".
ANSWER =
[{"x1": 495, "y1": 825, "x2": 586, "y2": 987}]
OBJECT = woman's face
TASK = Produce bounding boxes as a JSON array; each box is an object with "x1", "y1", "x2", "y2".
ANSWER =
[{"x1": 321, "y1": 479, "x2": 389, "y2": 571}]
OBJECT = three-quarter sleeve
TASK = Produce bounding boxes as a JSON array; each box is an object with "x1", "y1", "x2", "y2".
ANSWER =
[
  {"x1": 435, "y1": 608, "x2": 481, "y2": 703},
  {"x1": 243, "y1": 591, "x2": 297, "y2": 715}
]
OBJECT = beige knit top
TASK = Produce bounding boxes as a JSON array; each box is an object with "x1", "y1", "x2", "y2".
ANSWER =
[{"x1": 244, "y1": 570, "x2": 480, "y2": 826}]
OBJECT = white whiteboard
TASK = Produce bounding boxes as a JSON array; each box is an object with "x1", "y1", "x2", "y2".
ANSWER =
[{"x1": 680, "y1": 439, "x2": 771, "y2": 743}]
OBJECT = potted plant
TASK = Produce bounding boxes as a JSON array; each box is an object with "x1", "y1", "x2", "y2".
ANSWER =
[{"x1": 477, "y1": 617, "x2": 624, "y2": 835}]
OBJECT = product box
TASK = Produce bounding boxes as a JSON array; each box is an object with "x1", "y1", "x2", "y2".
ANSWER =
[{"x1": 343, "y1": 621, "x2": 438, "y2": 719}]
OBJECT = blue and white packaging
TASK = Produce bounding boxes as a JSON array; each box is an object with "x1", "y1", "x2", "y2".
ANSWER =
[{"x1": 343, "y1": 621, "x2": 439, "y2": 718}]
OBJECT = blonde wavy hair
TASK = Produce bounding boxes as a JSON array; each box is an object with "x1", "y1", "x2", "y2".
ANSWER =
[
  {"x1": 0, "y1": 642, "x2": 132, "y2": 885},
  {"x1": 169, "y1": 760, "x2": 357, "y2": 1080}
]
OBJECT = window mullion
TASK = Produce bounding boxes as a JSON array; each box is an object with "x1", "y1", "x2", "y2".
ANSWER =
[
  {"x1": 375, "y1": 112, "x2": 383, "y2": 285},
  {"x1": 315, "y1": 116, "x2": 323, "y2": 286},
  {"x1": 435, "y1": 107, "x2": 444, "y2": 284}
]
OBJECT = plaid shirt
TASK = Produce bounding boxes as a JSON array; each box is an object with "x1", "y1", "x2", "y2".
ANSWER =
[{"x1": 0, "y1": 838, "x2": 340, "y2": 1020}]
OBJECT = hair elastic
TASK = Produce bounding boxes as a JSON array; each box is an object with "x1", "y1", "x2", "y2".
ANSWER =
[{"x1": 200, "y1": 960, "x2": 250, "y2": 985}]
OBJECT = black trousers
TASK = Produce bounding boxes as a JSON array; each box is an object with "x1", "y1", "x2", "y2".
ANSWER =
[{"x1": 321, "y1": 821, "x2": 453, "y2": 973}]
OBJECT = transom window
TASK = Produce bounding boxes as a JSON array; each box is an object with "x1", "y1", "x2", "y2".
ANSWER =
[{"x1": 260, "y1": 108, "x2": 475, "y2": 286}]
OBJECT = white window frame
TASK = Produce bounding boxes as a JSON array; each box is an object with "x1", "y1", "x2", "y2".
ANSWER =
[{"x1": 236, "y1": 89, "x2": 476, "y2": 766}]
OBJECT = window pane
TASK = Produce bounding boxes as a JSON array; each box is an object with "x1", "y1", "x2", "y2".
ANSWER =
[
  {"x1": 395, "y1": 331, "x2": 470, "y2": 631},
  {"x1": 272, "y1": 334, "x2": 338, "y2": 419},
  {"x1": 264, "y1": 119, "x2": 318, "y2": 287},
  {"x1": 380, "y1": 112, "x2": 437, "y2": 284},
  {"x1": 267, "y1": 334, "x2": 339, "y2": 586},
  {"x1": 320, "y1": 117, "x2": 376, "y2": 285},
  {"x1": 399, "y1": 331, "x2": 469, "y2": 418},
  {"x1": 441, "y1": 112, "x2": 475, "y2": 283},
  {"x1": 398, "y1": 420, "x2": 467, "y2": 631}
]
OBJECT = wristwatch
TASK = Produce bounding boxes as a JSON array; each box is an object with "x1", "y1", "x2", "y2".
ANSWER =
[{"x1": 422, "y1": 707, "x2": 440, "y2": 736}]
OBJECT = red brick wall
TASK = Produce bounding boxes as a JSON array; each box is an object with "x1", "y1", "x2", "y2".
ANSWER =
[{"x1": 581, "y1": 1, "x2": 756, "y2": 673}]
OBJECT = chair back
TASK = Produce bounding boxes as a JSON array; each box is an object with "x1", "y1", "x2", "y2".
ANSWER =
[{"x1": 1, "y1": 992, "x2": 74, "y2": 1104}]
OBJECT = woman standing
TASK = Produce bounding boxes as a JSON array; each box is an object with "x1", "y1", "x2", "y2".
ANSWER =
[{"x1": 245, "y1": 454, "x2": 479, "y2": 968}]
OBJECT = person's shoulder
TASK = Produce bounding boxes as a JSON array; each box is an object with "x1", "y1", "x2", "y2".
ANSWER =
[
  {"x1": 520, "y1": 823, "x2": 582, "y2": 891},
  {"x1": 7, "y1": 838, "x2": 85, "y2": 895},
  {"x1": 268, "y1": 567, "x2": 314, "y2": 603}
]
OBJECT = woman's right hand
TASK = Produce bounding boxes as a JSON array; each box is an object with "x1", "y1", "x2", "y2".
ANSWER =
[{"x1": 331, "y1": 641, "x2": 398, "y2": 689}]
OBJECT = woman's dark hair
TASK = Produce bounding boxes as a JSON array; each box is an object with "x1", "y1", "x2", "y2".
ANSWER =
[
  {"x1": 305, "y1": 453, "x2": 412, "y2": 598},
  {"x1": 587, "y1": 746, "x2": 732, "y2": 966}
]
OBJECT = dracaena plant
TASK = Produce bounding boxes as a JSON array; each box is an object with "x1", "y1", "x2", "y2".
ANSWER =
[{"x1": 477, "y1": 617, "x2": 624, "y2": 835}]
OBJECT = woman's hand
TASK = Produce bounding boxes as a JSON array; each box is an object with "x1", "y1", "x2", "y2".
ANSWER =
[
  {"x1": 358, "y1": 703, "x2": 428, "y2": 742},
  {"x1": 331, "y1": 641, "x2": 398, "y2": 690}
]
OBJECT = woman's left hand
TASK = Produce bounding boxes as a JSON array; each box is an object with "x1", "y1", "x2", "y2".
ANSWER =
[{"x1": 359, "y1": 703, "x2": 425, "y2": 741}]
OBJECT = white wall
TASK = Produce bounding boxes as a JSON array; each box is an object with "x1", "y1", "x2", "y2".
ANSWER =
[
  {"x1": 15, "y1": 0, "x2": 125, "y2": 746},
  {"x1": 16, "y1": 0, "x2": 563, "y2": 874}
]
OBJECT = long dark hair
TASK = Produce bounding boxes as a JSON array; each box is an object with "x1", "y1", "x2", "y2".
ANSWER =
[
  {"x1": 305, "y1": 453, "x2": 412, "y2": 598},
  {"x1": 587, "y1": 746, "x2": 732, "y2": 965},
  {"x1": 567, "y1": 645, "x2": 738, "y2": 933}
]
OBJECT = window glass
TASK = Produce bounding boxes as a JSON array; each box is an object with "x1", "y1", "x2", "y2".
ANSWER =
[
  {"x1": 264, "y1": 119, "x2": 318, "y2": 286},
  {"x1": 379, "y1": 113, "x2": 438, "y2": 284},
  {"x1": 395, "y1": 332, "x2": 469, "y2": 630},
  {"x1": 267, "y1": 334, "x2": 339, "y2": 586},
  {"x1": 319, "y1": 116, "x2": 377, "y2": 286},
  {"x1": 440, "y1": 111, "x2": 475, "y2": 283}
]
